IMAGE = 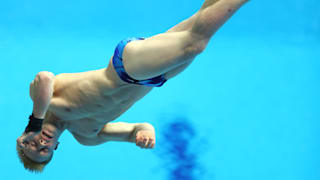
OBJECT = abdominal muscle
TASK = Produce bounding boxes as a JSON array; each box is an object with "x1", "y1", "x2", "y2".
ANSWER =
[{"x1": 47, "y1": 61, "x2": 153, "y2": 138}]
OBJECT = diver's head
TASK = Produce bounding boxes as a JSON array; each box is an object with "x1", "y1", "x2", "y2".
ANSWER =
[{"x1": 16, "y1": 126, "x2": 60, "y2": 173}]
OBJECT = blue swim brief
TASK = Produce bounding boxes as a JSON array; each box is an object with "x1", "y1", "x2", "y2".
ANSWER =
[{"x1": 112, "y1": 37, "x2": 167, "y2": 87}]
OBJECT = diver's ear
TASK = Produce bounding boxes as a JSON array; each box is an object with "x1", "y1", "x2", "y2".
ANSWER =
[{"x1": 54, "y1": 142, "x2": 60, "y2": 150}]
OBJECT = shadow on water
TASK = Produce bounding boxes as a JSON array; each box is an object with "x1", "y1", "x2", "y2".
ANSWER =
[{"x1": 155, "y1": 116, "x2": 209, "y2": 180}]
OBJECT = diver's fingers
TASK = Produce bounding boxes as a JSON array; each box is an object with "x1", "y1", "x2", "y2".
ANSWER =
[
  {"x1": 136, "y1": 138, "x2": 148, "y2": 148},
  {"x1": 151, "y1": 141, "x2": 155, "y2": 148},
  {"x1": 146, "y1": 137, "x2": 155, "y2": 149},
  {"x1": 135, "y1": 130, "x2": 156, "y2": 149},
  {"x1": 141, "y1": 138, "x2": 149, "y2": 148},
  {"x1": 22, "y1": 132, "x2": 36, "y2": 142},
  {"x1": 135, "y1": 136, "x2": 144, "y2": 147},
  {"x1": 17, "y1": 132, "x2": 35, "y2": 148}
]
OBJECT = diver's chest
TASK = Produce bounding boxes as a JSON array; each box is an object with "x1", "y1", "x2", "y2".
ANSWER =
[{"x1": 49, "y1": 92, "x2": 127, "y2": 120}]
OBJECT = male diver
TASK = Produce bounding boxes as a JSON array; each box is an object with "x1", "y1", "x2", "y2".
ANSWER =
[{"x1": 16, "y1": 0, "x2": 250, "y2": 172}]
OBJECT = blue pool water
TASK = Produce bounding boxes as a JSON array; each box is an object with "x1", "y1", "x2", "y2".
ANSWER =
[{"x1": 1, "y1": 0, "x2": 319, "y2": 179}]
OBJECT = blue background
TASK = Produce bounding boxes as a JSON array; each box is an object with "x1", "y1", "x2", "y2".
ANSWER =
[{"x1": 1, "y1": 0, "x2": 319, "y2": 179}]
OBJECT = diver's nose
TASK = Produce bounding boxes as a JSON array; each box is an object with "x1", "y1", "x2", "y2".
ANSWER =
[{"x1": 39, "y1": 139, "x2": 47, "y2": 146}]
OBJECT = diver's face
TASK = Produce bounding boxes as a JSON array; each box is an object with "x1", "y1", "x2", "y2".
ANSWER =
[{"x1": 17, "y1": 129, "x2": 59, "y2": 163}]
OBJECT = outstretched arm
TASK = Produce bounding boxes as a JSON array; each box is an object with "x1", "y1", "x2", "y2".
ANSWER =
[{"x1": 97, "y1": 122, "x2": 156, "y2": 149}]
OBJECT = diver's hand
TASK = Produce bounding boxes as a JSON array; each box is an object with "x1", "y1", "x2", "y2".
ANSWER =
[
  {"x1": 135, "y1": 129, "x2": 156, "y2": 149},
  {"x1": 17, "y1": 131, "x2": 38, "y2": 148},
  {"x1": 22, "y1": 131, "x2": 38, "y2": 141}
]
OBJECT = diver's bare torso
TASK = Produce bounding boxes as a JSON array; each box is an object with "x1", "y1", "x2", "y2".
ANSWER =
[
  {"x1": 47, "y1": 58, "x2": 153, "y2": 141},
  {"x1": 39, "y1": 0, "x2": 250, "y2": 143}
]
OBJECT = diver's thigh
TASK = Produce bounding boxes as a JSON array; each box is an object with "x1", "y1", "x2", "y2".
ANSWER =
[
  {"x1": 122, "y1": 31, "x2": 202, "y2": 80},
  {"x1": 164, "y1": 59, "x2": 194, "y2": 80}
]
